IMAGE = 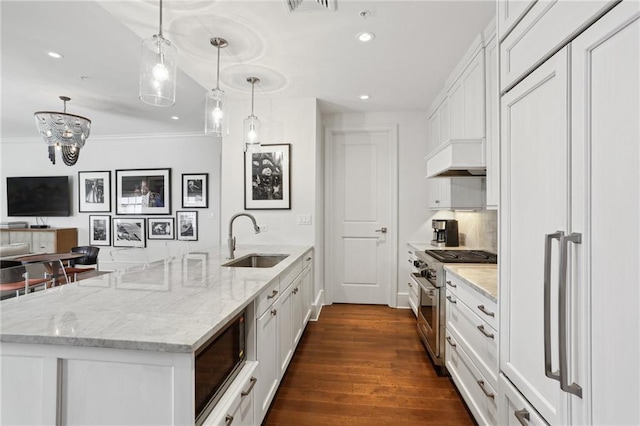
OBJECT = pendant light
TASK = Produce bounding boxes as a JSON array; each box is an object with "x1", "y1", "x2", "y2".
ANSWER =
[
  {"x1": 139, "y1": 0, "x2": 177, "y2": 107},
  {"x1": 34, "y1": 96, "x2": 91, "y2": 166},
  {"x1": 205, "y1": 37, "x2": 228, "y2": 136},
  {"x1": 243, "y1": 77, "x2": 261, "y2": 153}
]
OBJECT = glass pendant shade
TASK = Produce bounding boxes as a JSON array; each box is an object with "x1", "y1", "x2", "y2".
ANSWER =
[
  {"x1": 243, "y1": 115, "x2": 261, "y2": 152},
  {"x1": 139, "y1": 34, "x2": 177, "y2": 107},
  {"x1": 205, "y1": 88, "x2": 226, "y2": 136}
]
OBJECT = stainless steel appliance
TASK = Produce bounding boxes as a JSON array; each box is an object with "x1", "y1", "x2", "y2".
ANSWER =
[
  {"x1": 414, "y1": 249, "x2": 497, "y2": 375},
  {"x1": 431, "y1": 219, "x2": 459, "y2": 247}
]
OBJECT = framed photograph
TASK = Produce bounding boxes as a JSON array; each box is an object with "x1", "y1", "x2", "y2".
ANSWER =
[
  {"x1": 89, "y1": 215, "x2": 111, "y2": 246},
  {"x1": 147, "y1": 217, "x2": 175, "y2": 240},
  {"x1": 78, "y1": 171, "x2": 111, "y2": 212},
  {"x1": 177, "y1": 211, "x2": 198, "y2": 241},
  {"x1": 113, "y1": 217, "x2": 146, "y2": 248},
  {"x1": 244, "y1": 144, "x2": 291, "y2": 209},
  {"x1": 182, "y1": 173, "x2": 208, "y2": 208},
  {"x1": 115, "y1": 168, "x2": 171, "y2": 215}
]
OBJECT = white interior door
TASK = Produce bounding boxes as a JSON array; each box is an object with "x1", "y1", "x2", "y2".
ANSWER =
[{"x1": 325, "y1": 126, "x2": 397, "y2": 305}]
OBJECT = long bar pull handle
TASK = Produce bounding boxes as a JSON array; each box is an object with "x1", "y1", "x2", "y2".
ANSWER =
[
  {"x1": 446, "y1": 295, "x2": 457, "y2": 304},
  {"x1": 267, "y1": 289, "x2": 279, "y2": 299},
  {"x1": 446, "y1": 280, "x2": 457, "y2": 288},
  {"x1": 225, "y1": 414, "x2": 234, "y2": 425},
  {"x1": 544, "y1": 231, "x2": 563, "y2": 382},
  {"x1": 241, "y1": 376, "x2": 257, "y2": 397},
  {"x1": 445, "y1": 336, "x2": 457, "y2": 347},
  {"x1": 514, "y1": 409, "x2": 530, "y2": 425},
  {"x1": 477, "y1": 325, "x2": 495, "y2": 339},
  {"x1": 477, "y1": 305, "x2": 495, "y2": 317},
  {"x1": 476, "y1": 380, "x2": 495, "y2": 399},
  {"x1": 558, "y1": 232, "x2": 583, "y2": 398}
]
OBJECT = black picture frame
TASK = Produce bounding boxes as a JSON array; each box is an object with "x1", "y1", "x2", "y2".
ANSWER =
[
  {"x1": 176, "y1": 211, "x2": 198, "y2": 241},
  {"x1": 115, "y1": 168, "x2": 171, "y2": 215},
  {"x1": 244, "y1": 144, "x2": 291, "y2": 210},
  {"x1": 89, "y1": 215, "x2": 111, "y2": 246},
  {"x1": 113, "y1": 217, "x2": 146, "y2": 247},
  {"x1": 78, "y1": 171, "x2": 111, "y2": 212},
  {"x1": 147, "y1": 217, "x2": 175, "y2": 240},
  {"x1": 182, "y1": 173, "x2": 208, "y2": 208}
]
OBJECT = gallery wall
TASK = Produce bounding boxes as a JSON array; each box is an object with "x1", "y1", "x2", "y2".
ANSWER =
[{"x1": 0, "y1": 133, "x2": 222, "y2": 269}]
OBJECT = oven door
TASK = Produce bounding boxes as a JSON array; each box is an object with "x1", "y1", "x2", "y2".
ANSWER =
[{"x1": 417, "y1": 277, "x2": 440, "y2": 358}]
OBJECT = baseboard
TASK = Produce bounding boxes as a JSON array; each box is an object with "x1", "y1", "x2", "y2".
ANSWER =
[
  {"x1": 310, "y1": 289, "x2": 325, "y2": 321},
  {"x1": 396, "y1": 292, "x2": 410, "y2": 309}
]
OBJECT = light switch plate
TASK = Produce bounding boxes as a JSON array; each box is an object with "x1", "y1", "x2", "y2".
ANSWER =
[{"x1": 296, "y1": 214, "x2": 312, "y2": 225}]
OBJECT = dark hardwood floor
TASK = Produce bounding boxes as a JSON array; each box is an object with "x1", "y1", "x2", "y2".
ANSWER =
[{"x1": 263, "y1": 304, "x2": 474, "y2": 426}]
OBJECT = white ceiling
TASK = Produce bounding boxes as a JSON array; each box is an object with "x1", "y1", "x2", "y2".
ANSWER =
[{"x1": 1, "y1": 0, "x2": 495, "y2": 139}]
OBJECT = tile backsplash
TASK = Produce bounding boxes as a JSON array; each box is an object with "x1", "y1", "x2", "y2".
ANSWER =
[{"x1": 453, "y1": 210, "x2": 498, "y2": 253}]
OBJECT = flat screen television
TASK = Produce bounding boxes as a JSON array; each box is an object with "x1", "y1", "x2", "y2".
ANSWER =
[{"x1": 6, "y1": 176, "x2": 71, "y2": 217}]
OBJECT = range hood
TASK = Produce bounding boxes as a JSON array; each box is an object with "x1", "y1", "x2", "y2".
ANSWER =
[{"x1": 425, "y1": 138, "x2": 486, "y2": 178}]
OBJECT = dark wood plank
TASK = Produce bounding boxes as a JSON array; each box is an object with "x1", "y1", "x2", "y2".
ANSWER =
[{"x1": 263, "y1": 304, "x2": 474, "y2": 426}]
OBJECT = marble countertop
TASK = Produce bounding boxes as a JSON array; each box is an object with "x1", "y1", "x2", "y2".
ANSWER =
[
  {"x1": 0, "y1": 245, "x2": 312, "y2": 354},
  {"x1": 444, "y1": 264, "x2": 498, "y2": 301}
]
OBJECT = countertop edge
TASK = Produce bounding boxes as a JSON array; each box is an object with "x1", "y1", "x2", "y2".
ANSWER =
[{"x1": 443, "y1": 265, "x2": 498, "y2": 302}]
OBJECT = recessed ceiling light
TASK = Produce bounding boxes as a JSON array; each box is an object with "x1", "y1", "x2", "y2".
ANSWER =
[
  {"x1": 47, "y1": 51, "x2": 63, "y2": 59},
  {"x1": 170, "y1": 116, "x2": 180, "y2": 120},
  {"x1": 356, "y1": 32, "x2": 375, "y2": 43},
  {"x1": 359, "y1": 94, "x2": 370, "y2": 100}
]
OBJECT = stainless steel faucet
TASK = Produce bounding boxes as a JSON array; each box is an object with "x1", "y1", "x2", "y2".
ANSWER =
[{"x1": 227, "y1": 213, "x2": 261, "y2": 259}]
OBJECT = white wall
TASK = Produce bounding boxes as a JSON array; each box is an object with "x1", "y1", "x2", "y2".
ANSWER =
[
  {"x1": 322, "y1": 111, "x2": 433, "y2": 306},
  {"x1": 0, "y1": 133, "x2": 222, "y2": 268}
]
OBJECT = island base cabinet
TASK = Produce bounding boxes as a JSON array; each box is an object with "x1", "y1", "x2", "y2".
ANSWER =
[
  {"x1": 498, "y1": 374, "x2": 548, "y2": 426},
  {"x1": 0, "y1": 343, "x2": 194, "y2": 425},
  {"x1": 203, "y1": 362, "x2": 257, "y2": 426},
  {"x1": 255, "y1": 306, "x2": 278, "y2": 424}
]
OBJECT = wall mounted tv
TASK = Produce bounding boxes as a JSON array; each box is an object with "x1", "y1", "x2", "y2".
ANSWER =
[{"x1": 6, "y1": 176, "x2": 71, "y2": 217}]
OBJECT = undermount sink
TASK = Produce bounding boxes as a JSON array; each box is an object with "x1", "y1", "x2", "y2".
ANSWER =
[{"x1": 222, "y1": 253, "x2": 289, "y2": 268}]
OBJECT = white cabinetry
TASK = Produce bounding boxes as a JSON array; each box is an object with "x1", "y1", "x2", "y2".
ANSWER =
[
  {"x1": 499, "y1": 3, "x2": 639, "y2": 425},
  {"x1": 204, "y1": 362, "x2": 258, "y2": 426},
  {"x1": 448, "y1": 49, "x2": 485, "y2": 140},
  {"x1": 0, "y1": 228, "x2": 77, "y2": 253},
  {"x1": 484, "y1": 27, "x2": 499, "y2": 209},
  {"x1": 445, "y1": 270, "x2": 498, "y2": 425},
  {"x1": 254, "y1": 249, "x2": 314, "y2": 425}
]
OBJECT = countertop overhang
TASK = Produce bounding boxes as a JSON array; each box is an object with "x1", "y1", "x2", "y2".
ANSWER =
[{"x1": 0, "y1": 245, "x2": 312, "y2": 353}]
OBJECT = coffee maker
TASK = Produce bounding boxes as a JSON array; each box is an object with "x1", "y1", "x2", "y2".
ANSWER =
[{"x1": 431, "y1": 219, "x2": 459, "y2": 247}]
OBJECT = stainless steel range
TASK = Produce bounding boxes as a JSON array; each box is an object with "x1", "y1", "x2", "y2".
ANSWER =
[{"x1": 413, "y1": 249, "x2": 497, "y2": 375}]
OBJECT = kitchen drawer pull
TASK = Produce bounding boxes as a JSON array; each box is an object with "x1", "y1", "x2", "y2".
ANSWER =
[
  {"x1": 446, "y1": 280, "x2": 457, "y2": 288},
  {"x1": 514, "y1": 408, "x2": 530, "y2": 425},
  {"x1": 306, "y1": 256, "x2": 312, "y2": 261},
  {"x1": 446, "y1": 295, "x2": 457, "y2": 304},
  {"x1": 271, "y1": 309, "x2": 277, "y2": 316},
  {"x1": 225, "y1": 414, "x2": 234, "y2": 425},
  {"x1": 477, "y1": 325, "x2": 494, "y2": 339},
  {"x1": 267, "y1": 289, "x2": 279, "y2": 299},
  {"x1": 445, "y1": 336, "x2": 456, "y2": 347},
  {"x1": 407, "y1": 282, "x2": 413, "y2": 288},
  {"x1": 293, "y1": 287, "x2": 299, "y2": 294},
  {"x1": 408, "y1": 250, "x2": 413, "y2": 255},
  {"x1": 241, "y1": 376, "x2": 257, "y2": 397},
  {"x1": 408, "y1": 259, "x2": 412, "y2": 263},
  {"x1": 477, "y1": 305, "x2": 495, "y2": 317},
  {"x1": 476, "y1": 380, "x2": 495, "y2": 400}
]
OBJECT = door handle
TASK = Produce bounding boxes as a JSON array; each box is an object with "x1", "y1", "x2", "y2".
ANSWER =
[
  {"x1": 374, "y1": 227, "x2": 387, "y2": 233},
  {"x1": 514, "y1": 409, "x2": 530, "y2": 425},
  {"x1": 544, "y1": 231, "x2": 563, "y2": 383},
  {"x1": 558, "y1": 232, "x2": 583, "y2": 398}
]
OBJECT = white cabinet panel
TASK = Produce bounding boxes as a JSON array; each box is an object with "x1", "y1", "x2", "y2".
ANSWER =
[
  {"x1": 485, "y1": 32, "x2": 499, "y2": 209},
  {"x1": 497, "y1": 0, "x2": 536, "y2": 41},
  {"x1": 255, "y1": 307, "x2": 278, "y2": 424},
  {"x1": 498, "y1": 374, "x2": 548, "y2": 426}
]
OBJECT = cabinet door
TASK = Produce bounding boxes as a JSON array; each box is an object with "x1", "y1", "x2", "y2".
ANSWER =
[
  {"x1": 277, "y1": 284, "x2": 294, "y2": 379},
  {"x1": 255, "y1": 308, "x2": 278, "y2": 424},
  {"x1": 449, "y1": 81, "x2": 465, "y2": 139},
  {"x1": 485, "y1": 33, "x2": 499, "y2": 209},
  {"x1": 427, "y1": 178, "x2": 443, "y2": 209},
  {"x1": 291, "y1": 274, "x2": 304, "y2": 348},
  {"x1": 8, "y1": 231, "x2": 31, "y2": 247},
  {"x1": 497, "y1": 0, "x2": 536, "y2": 41},
  {"x1": 500, "y1": 47, "x2": 569, "y2": 424},
  {"x1": 31, "y1": 231, "x2": 54, "y2": 252},
  {"x1": 448, "y1": 51, "x2": 485, "y2": 139},
  {"x1": 301, "y1": 264, "x2": 313, "y2": 324},
  {"x1": 439, "y1": 97, "x2": 450, "y2": 145},
  {"x1": 428, "y1": 110, "x2": 440, "y2": 154},
  {"x1": 571, "y1": 4, "x2": 640, "y2": 424}
]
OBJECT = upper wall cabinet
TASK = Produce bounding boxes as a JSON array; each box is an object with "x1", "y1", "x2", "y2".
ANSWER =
[
  {"x1": 497, "y1": 0, "x2": 536, "y2": 41},
  {"x1": 484, "y1": 25, "x2": 499, "y2": 210},
  {"x1": 448, "y1": 49, "x2": 485, "y2": 140},
  {"x1": 499, "y1": 0, "x2": 618, "y2": 92}
]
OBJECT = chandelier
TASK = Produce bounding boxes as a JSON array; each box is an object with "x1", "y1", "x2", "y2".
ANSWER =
[{"x1": 34, "y1": 96, "x2": 91, "y2": 166}]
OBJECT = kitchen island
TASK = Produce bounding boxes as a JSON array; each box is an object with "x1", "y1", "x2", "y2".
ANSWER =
[{"x1": 0, "y1": 244, "x2": 312, "y2": 425}]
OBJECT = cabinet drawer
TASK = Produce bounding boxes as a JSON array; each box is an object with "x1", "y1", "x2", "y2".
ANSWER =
[
  {"x1": 498, "y1": 374, "x2": 548, "y2": 426},
  {"x1": 255, "y1": 280, "x2": 280, "y2": 317},
  {"x1": 407, "y1": 280, "x2": 419, "y2": 318},
  {"x1": 447, "y1": 292, "x2": 498, "y2": 388},
  {"x1": 302, "y1": 250, "x2": 313, "y2": 270},
  {"x1": 31, "y1": 232, "x2": 55, "y2": 252},
  {"x1": 454, "y1": 277, "x2": 498, "y2": 330},
  {"x1": 203, "y1": 362, "x2": 257, "y2": 426},
  {"x1": 279, "y1": 259, "x2": 302, "y2": 293},
  {"x1": 500, "y1": 0, "x2": 616, "y2": 92},
  {"x1": 445, "y1": 332, "x2": 498, "y2": 426}
]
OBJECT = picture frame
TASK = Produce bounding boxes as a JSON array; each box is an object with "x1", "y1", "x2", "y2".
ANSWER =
[
  {"x1": 182, "y1": 173, "x2": 208, "y2": 208},
  {"x1": 78, "y1": 171, "x2": 111, "y2": 212},
  {"x1": 147, "y1": 217, "x2": 175, "y2": 240},
  {"x1": 244, "y1": 144, "x2": 291, "y2": 210},
  {"x1": 176, "y1": 211, "x2": 198, "y2": 241},
  {"x1": 115, "y1": 168, "x2": 171, "y2": 215},
  {"x1": 89, "y1": 215, "x2": 111, "y2": 246},
  {"x1": 113, "y1": 217, "x2": 146, "y2": 248}
]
